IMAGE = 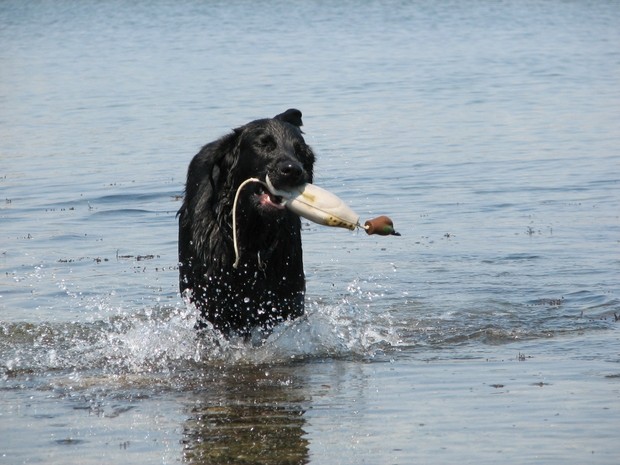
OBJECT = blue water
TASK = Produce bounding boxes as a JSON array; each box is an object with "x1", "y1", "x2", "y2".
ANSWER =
[{"x1": 1, "y1": 1, "x2": 619, "y2": 464}]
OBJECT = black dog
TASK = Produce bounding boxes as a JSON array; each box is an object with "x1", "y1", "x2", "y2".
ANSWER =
[{"x1": 178, "y1": 109, "x2": 315, "y2": 337}]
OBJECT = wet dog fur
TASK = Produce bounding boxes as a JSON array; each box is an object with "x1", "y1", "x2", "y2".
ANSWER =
[{"x1": 178, "y1": 109, "x2": 315, "y2": 338}]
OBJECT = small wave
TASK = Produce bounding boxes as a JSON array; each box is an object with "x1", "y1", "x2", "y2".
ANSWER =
[{"x1": 2, "y1": 285, "x2": 616, "y2": 388}]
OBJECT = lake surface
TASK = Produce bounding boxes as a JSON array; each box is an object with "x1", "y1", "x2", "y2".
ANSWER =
[{"x1": 1, "y1": 1, "x2": 619, "y2": 463}]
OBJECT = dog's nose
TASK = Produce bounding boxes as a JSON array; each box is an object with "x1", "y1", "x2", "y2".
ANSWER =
[{"x1": 277, "y1": 160, "x2": 305, "y2": 184}]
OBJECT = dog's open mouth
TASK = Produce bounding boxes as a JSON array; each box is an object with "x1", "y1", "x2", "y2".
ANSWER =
[{"x1": 256, "y1": 185, "x2": 286, "y2": 210}]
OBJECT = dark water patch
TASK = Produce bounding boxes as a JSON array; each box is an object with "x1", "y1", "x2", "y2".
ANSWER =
[
  {"x1": 57, "y1": 255, "x2": 111, "y2": 263},
  {"x1": 501, "y1": 253, "x2": 542, "y2": 261},
  {"x1": 92, "y1": 191, "x2": 171, "y2": 205},
  {"x1": 53, "y1": 438, "x2": 88, "y2": 446},
  {"x1": 89, "y1": 208, "x2": 155, "y2": 217}
]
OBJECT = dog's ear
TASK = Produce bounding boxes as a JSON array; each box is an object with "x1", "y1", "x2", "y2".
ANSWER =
[
  {"x1": 274, "y1": 108, "x2": 303, "y2": 128},
  {"x1": 193, "y1": 131, "x2": 241, "y2": 205},
  {"x1": 216, "y1": 130, "x2": 243, "y2": 180}
]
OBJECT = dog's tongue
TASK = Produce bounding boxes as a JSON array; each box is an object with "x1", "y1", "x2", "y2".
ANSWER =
[
  {"x1": 265, "y1": 176, "x2": 360, "y2": 230},
  {"x1": 259, "y1": 191, "x2": 286, "y2": 210}
]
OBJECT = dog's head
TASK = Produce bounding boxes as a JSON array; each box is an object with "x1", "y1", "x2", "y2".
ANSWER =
[{"x1": 228, "y1": 109, "x2": 315, "y2": 216}]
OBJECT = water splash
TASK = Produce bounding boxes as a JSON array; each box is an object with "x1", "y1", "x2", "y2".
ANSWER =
[
  {"x1": 2, "y1": 273, "x2": 616, "y2": 387},
  {"x1": 1, "y1": 291, "x2": 402, "y2": 385}
]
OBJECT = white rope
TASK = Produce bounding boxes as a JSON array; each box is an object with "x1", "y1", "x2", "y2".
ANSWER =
[
  {"x1": 232, "y1": 177, "x2": 265, "y2": 268},
  {"x1": 231, "y1": 177, "x2": 372, "y2": 268}
]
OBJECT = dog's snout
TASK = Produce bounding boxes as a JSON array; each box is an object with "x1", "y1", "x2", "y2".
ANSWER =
[{"x1": 277, "y1": 160, "x2": 305, "y2": 185}]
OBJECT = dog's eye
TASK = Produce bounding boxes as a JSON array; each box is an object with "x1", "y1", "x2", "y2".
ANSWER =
[
  {"x1": 257, "y1": 135, "x2": 276, "y2": 152},
  {"x1": 294, "y1": 142, "x2": 308, "y2": 159}
]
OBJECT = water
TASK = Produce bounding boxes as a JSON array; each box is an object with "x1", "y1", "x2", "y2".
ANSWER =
[{"x1": 1, "y1": 0, "x2": 619, "y2": 463}]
